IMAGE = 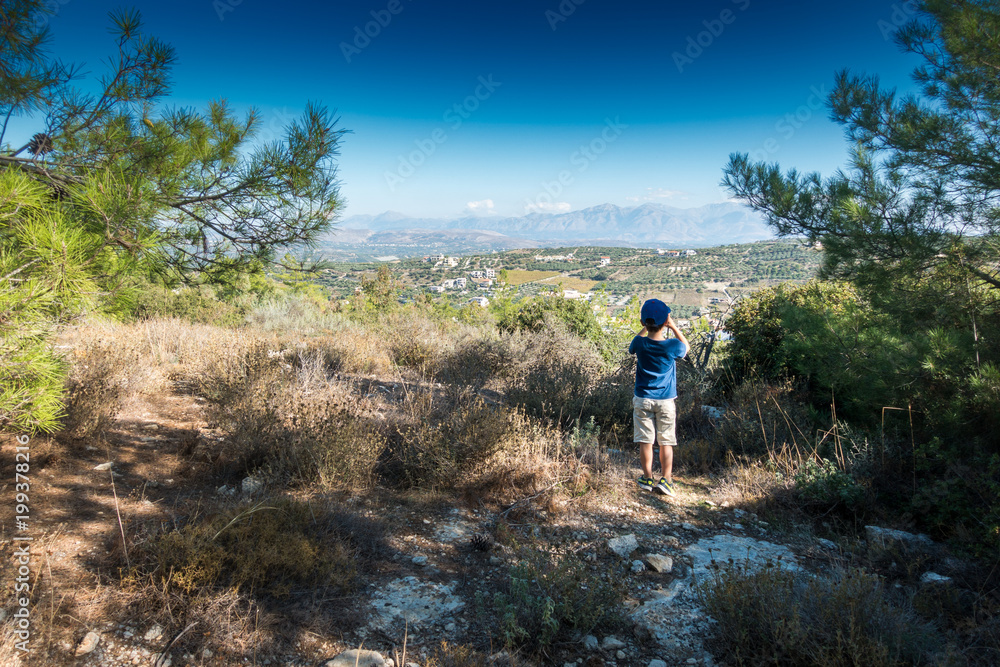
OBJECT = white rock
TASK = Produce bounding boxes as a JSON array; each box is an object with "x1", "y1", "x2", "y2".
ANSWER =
[
  {"x1": 582, "y1": 635, "x2": 599, "y2": 650},
  {"x1": 701, "y1": 405, "x2": 724, "y2": 419},
  {"x1": 241, "y1": 477, "x2": 264, "y2": 495},
  {"x1": 816, "y1": 538, "x2": 838, "y2": 550},
  {"x1": 865, "y1": 525, "x2": 934, "y2": 550},
  {"x1": 685, "y1": 535, "x2": 799, "y2": 575},
  {"x1": 608, "y1": 534, "x2": 639, "y2": 558},
  {"x1": 601, "y1": 635, "x2": 626, "y2": 650},
  {"x1": 616, "y1": 650, "x2": 626, "y2": 659},
  {"x1": 216, "y1": 485, "x2": 235, "y2": 497},
  {"x1": 75, "y1": 631, "x2": 101, "y2": 655},
  {"x1": 322, "y1": 650, "x2": 387, "y2": 667},
  {"x1": 682, "y1": 523, "x2": 697, "y2": 531},
  {"x1": 631, "y1": 560, "x2": 646, "y2": 573},
  {"x1": 649, "y1": 661, "x2": 668, "y2": 667},
  {"x1": 920, "y1": 571, "x2": 952, "y2": 584},
  {"x1": 645, "y1": 554, "x2": 673, "y2": 573},
  {"x1": 94, "y1": 462, "x2": 113, "y2": 471},
  {"x1": 411, "y1": 556, "x2": 428, "y2": 566}
]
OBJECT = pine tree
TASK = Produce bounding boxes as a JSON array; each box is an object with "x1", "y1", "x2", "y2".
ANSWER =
[
  {"x1": 0, "y1": 2, "x2": 348, "y2": 432},
  {"x1": 723, "y1": 0, "x2": 1000, "y2": 297}
]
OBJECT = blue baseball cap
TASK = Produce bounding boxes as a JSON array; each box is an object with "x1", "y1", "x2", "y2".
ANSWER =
[{"x1": 640, "y1": 298, "x2": 671, "y2": 327}]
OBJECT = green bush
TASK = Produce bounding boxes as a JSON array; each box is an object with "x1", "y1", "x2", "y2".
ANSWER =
[
  {"x1": 480, "y1": 548, "x2": 625, "y2": 654},
  {"x1": 794, "y1": 458, "x2": 865, "y2": 509},
  {"x1": 699, "y1": 562, "x2": 941, "y2": 666},
  {"x1": 133, "y1": 285, "x2": 246, "y2": 327}
]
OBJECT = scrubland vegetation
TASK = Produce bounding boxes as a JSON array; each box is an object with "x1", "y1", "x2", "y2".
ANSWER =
[{"x1": 3, "y1": 0, "x2": 1000, "y2": 664}]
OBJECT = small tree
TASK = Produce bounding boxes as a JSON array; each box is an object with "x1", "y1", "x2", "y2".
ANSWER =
[{"x1": 0, "y1": 2, "x2": 348, "y2": 432}]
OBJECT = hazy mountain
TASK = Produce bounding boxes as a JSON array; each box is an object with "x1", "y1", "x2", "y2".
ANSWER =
[{"x1": 333, "y1": 202, "x2": 772, "y2": 247}]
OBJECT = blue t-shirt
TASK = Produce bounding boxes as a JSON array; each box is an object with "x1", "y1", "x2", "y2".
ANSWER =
[{"x1": 629, "y1": 335, "x2": 688, "y2": 400}]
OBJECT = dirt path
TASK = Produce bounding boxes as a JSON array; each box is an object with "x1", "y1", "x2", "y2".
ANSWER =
[{"x1": 3, "y1": 384, "x2": 214, "y2": 664}]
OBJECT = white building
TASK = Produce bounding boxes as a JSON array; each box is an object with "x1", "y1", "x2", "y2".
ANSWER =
[
  {"x1": 684, "y1": 249, "x2": 697, "y2": 256},
  {"x1": 454, "y1": 277, "x2": 467, "y2": 288},
  {"x1": 447, "y1": 257, "x2": 459, "y2": 267},
  {"x1": 469, "y1": 296, "x2": 489, "y2": 307},
  {"x1": 428, "y1": 285, "x2": 445, "y2": 293},
  {"x1": 599, "y1": 257, "x2": 611, "y2": 266},
  {"x1": 484, "y1": 268, "x2": 496, "y2": 279},
  {"x1": 443, "y1": 279, "x2": 456, "y2": 289}
]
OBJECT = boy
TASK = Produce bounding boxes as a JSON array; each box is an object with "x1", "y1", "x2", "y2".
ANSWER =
[{"x1": 630, "y1": 298, "x2": 689, "y2": 496}]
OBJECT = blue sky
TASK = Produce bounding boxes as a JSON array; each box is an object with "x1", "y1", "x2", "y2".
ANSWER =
[{"x1": 15, "y1": 0, "x2": 924, "y2": 218}]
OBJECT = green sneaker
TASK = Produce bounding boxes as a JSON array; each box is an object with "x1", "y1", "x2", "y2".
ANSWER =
[
  {"x1": 655, "y1": 477, "x2": 675, "y2": 497},
  {"x1": 637, "y1": 476, "x2": 655, "y2": 492}
]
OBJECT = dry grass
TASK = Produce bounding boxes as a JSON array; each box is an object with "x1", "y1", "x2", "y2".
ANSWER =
[
  {"x1": 57, "y1": 320, "x2": 163, "y2": 439},
  {"x1": 536, "y1": 275, "x2": 599, "y2": 292},
  {"x1": 503, "y1": 269, "x2": 561, "y2": 285}
]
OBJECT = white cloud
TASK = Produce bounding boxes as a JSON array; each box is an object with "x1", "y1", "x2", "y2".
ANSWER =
[
  {"x1": 524, "y1": 201, "x2": 572, "y2": 214},
  {"x1": 465, "y1": 199, "x2": 496, "y2": 215},
  {"x1": 627, "y1": 187, "x2": 687, "y2": 203}
]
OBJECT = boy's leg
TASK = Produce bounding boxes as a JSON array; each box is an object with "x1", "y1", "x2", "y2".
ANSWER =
[
  {"x1": 633, "y1": 396, "x2": 656, "y2": 489},
  {"x1": 639, "y1": 441, "x2": 655, "y2": 480},
  {"x1": 659, "y1": 444, "x2": 673, "y2": 483},
  {"x1": 656, "y1": 398, "x2": 677, "y2": 484}
]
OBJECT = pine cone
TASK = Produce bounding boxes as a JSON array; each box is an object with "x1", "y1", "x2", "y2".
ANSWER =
[
  {"x1": 28, "y1": 133, "x2": 53, "y2": 157},
  {"x1": 470, "y1": 532, "x2": 493, "y2": 552}
]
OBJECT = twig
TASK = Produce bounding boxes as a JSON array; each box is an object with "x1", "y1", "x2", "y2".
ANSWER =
[
  {"x1": 154, "y1": 621, "x2": 197, "y2": 667},
  {"x1": 499, "y1": 478, "x2": 571, "y2": 517},
  {"x1": 211, "y1": 502, "x2": 279, "y2": 541},
  {"x1": 109, "y1": 469, "x2": 130, "y2": 569}
]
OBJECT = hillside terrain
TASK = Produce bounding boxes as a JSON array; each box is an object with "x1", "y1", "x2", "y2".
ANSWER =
[
  {"x1": 2, "y1": 311, "x2": 998, "y2": 667},
  {"x1": 311, "y1": 239, "x2": 822, "y2": 320}
]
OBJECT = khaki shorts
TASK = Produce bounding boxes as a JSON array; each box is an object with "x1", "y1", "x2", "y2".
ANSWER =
[{"x1": 633, "y1": 396, "x2": 677, "y2": 446}]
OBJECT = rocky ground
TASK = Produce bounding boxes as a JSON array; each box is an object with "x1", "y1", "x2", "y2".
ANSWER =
[{"x1": 1, "y1": 378, "x2": 961, "y2": 667}]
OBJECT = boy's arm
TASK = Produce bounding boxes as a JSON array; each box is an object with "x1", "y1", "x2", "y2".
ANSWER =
[
  {"x1": 665, "y1": 315, "x2": 689, "y2": 355},
  {"x1": 628, "y1": 328, "x2": 646, "y2": 354}
]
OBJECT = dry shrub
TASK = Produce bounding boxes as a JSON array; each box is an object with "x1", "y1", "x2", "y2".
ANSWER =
[
  {"x1": 698, "y1": 563, "x2": 942, "y2": 666},
  {"x1": 392, "y1": 389, "x2": 525, "y2": 489},
  {"x1": 384, "y1": 311, "x2": 451, "y2": 372},
  {"x1": 132, "y1": 498, "x2": 357, "y2": 599},
  {"x1": 435, "y1": 327, "x2": 516, "y2": 389},
  {"x1": 308, "y1": 326, "x2": 394, "y2": 376},
  {"x1": 245, "y1": 293, "x2": 342, "y2": 333},
  {"x1": 135, "y1": 317, "x2": 264, "y2": 386},
  {"x1": 712, "y1": 454, "x2": 800, "y2": 517},
  {"x1": 503, "y1": 319, "x2": 605, "y2": 426},
  {"x1": 713, "y1": 380, "x2": 814, "y2": 459},
  {"x1": 204, "y1": 347, "x2": 383, "y2": 488},
  {"x1": 0, "y1": 619, "x2": 24, "y2": 667},
  {"x1": 60, "y1": 322, "x2": 157, "y2": 438}
]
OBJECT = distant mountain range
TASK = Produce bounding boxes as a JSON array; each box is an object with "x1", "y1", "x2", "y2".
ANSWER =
[{"x1": 331, "y1": 202, "x2": 773, "y2": 247}]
